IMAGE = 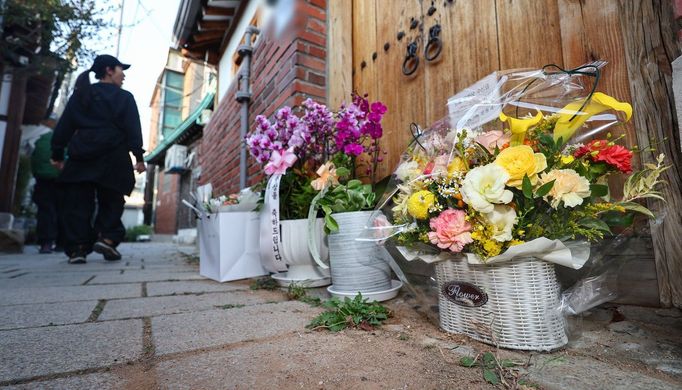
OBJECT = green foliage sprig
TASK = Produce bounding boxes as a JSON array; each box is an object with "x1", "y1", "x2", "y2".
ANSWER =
[
  {"x1": 460, "y1": 351, "x2": 532, "y2": 388},
  {"x1": 318, "y1": 179, "x2": 376, "y2": 233},
  {"x1": 306, "y1": 294, "x2": 390, "y2": 332}
]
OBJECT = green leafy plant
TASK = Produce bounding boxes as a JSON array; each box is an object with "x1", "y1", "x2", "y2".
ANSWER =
[
  {"x1": 306, "y1": 293, "x2": 390, "y2": 332},
  {"x1": 317, "y1": 179, "x2": 377, "y2": 233},
  {"x1": 250, "y1": 277, "x2": 279, "y2": 291},
  {"x1": 460, "y1": 351, "x2": 531, "y2": 388},
  {"x1": 279, "y1": 171, "x2": 319, "y2": 220},
  {"x1": 287, "y1": 283, "x2": 322, "y2": 306},
  {"x1": 124, "y1": 224, "x2": 152, "y2": 242}
]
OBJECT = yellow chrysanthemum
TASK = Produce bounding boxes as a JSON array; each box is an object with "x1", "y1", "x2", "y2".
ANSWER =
[
  {"x1": 482, "y1": 239, "x2": 502, "y2": 257},
  {"x1": 407, "y1": 190, "x2": 436, "y2": 220},
  {"x1": 561, "y1": 155, "x2": 575, "y2": 165},
  {"x1": 509, "y1": 239, "x2": 525, "y2": 246}
]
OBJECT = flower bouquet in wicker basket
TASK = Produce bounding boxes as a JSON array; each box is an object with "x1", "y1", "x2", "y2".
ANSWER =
[{"x1": 362, "y1": 63, "x2": 669, "y2": 351}]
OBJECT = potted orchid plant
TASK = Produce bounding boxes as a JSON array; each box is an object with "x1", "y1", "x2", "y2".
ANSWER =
[
  {"x1": 246, "y1": 99, "x2": 336, "y2": 284},
  {"x1": 305, "y1": 94, "x2": 397, "y2": 298}
]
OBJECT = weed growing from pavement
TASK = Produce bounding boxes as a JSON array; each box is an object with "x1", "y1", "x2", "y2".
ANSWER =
[
  {"x1": 250, "y1": 277, "x2": 279, "y2": 291},
  {"x1": 287, "y1": 283, "x2": 322, "y2": 306},
  {"x1": 178, "y1": 252, "x2": 199, "y2": 265},
  {"x1": 460, "y1": 351, "x2": 536, "y2": 388},
  {"x1": 307, "y1": 293, "x2": 391, "y2": 332},
  {"x1": 214, "y1": 304, "x2": 245, "y2": 309}
]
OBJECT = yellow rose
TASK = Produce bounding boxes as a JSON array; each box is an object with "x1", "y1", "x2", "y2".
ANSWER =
[
  {"x1": 447, "y1": 157, "x2": 467, "y2": 176},
  {"x1": 494, "y1": 145, "x2": 547, "y2": 188},
  {"x1": 407, "y1": 190, "x2": 436, "y2": 220}
]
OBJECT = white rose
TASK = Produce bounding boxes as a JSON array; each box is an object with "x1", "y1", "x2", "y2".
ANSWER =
[
  {"x1": 482, "y1": 205, "x2": 518, "y2": 242},
  {"x1": 395, "y1": 161, "x2": 421, "y2": 182},
  {"x1": 461, "y1": 163, "x2": 513, "y2": 213}
]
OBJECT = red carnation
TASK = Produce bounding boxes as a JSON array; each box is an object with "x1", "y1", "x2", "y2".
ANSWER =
[
  {"x1": 594, "y1": 144, "x2": 633, "y2": 173},
  {"x1": 574, "y1": 140, "x2": 633, "y2": 174}
]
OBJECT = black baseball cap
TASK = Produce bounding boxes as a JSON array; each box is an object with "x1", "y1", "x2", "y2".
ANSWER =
[{"x1": 89, "y1": 54, "x2": 130, "y2": 74}]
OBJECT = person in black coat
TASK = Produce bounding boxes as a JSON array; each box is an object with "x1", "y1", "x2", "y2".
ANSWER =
[{"x1": 51, "y1": 54, "x2": 146, "y2": 264}]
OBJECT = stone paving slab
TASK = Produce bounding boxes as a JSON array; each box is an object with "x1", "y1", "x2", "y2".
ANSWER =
[
  {"x1": 0, "y1": 319, "x2": 143, "y2": 382},
  {"x1": 146, "y1": 280, "x2": 248, "y2": 296},
  {"x1": 99, "y1": 290, "x2": 286, "y2": 320},
  {"x1": 3, "y1": 372, "x2": 124, "y2": 390},
  {"x1": 0, "y1": 273, "x2": 97, "y2": 288},
  {"x1": 527, "y1": 354, "x2": 680, "y2": 390},
  {"x1": 137, "y1": 265, "x2": 199, "y2": 274},
  {"x1": 4, "y1": 265, "x2": 143, "y2": 274},
  {"x1": 0, "y1": 300, "x2": 97, "y2": 330},
  {"x1": 89, "y1": 271, "x2": 204, "y2": 284},
  {"x1": 0, "y1": 284, "x2": 141, "y2": 306},
  {"x1": 152, "y1": 301, "x2": 320, "y2": 355}
]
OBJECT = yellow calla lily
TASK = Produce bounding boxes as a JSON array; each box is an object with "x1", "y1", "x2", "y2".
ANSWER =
[
  {"x1": 553, "y1": 92, "x2": 632, "y2": 143},
  {"x1": 499, "y1": 110, "x2": 543, "y2": 146}
]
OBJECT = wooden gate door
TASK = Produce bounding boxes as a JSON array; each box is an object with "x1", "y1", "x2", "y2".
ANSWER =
[{"x1": 328, "y1": 0, "x2": 682, "y2": 307}]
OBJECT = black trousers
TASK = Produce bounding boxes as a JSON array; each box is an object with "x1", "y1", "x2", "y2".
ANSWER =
[
  {"x1": 33, "y1": 178, "x2": 59, "y2": 245},
  {"x1": 59, "y1": 182, "x2": 125, "y2": 256}
]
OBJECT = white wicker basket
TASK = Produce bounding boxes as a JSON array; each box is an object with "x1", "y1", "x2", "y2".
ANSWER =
[{"x1": 435, "y1": 256, "x2": 567, "y2": 351}]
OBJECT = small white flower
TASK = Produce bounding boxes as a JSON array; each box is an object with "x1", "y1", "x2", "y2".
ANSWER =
[
  {"x1": 461, "y1": 163, "x2": 513, "y2": 213},
  {"x1": 482, "y1": 205, "x2": 518, "y2": 242}
]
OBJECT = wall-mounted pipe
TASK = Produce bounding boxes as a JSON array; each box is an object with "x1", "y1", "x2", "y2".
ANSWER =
[{"x1": 236, "y1": 25, "x2": 260, "y2": 189}]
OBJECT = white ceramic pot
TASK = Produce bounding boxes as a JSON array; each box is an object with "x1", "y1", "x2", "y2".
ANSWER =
[
  {"x1": 280, "y1": 218, "x2": 330, "y2": 279},
  {"x1": 328, "y1": 210, "x2": 392, "y2": 293}
]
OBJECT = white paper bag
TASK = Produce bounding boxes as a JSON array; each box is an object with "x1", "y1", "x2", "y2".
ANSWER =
[{"x1": 199, "y1": 211, "x2": 268, "y2": 282}]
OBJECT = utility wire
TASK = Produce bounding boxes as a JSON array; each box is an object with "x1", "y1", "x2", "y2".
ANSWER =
[{"x1": 116, "y1": 0, "x2": 126, "y2": 57}]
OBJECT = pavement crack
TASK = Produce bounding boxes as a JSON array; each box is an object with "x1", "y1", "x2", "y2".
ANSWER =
[
  {"x1": 81, "y1": 275, "x2": 96, "y2": 285},
  {"x1": 141, "y1": 282, "x2": 148, "y2": 297},
  {"x1": 2, "y1": 268, "x2": 19, "y2": 274},
  {"x1": 8, "y1": 272, "x2": 28, "y2": 279},
  {"x1": 142, "y1": 317, "x2": 155, "y2": 360},
  {"x1": 87, "y1": 300, "x2": 107, "y2": 322},
  {"x1": 0, "y1": 366, "x2": 113, "y2": 387}
]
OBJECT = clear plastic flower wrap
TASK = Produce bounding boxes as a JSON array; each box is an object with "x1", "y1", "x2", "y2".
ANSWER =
[{"x1": 358, "y1": 62, "x2": 670, "y2": 350}]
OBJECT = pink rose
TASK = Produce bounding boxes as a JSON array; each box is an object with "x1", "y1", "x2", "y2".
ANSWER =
[
  {"x1": 264, "y1": 147, "x2": 298, "y2": 175},
  {"x1": 427, "y1": 209, "x2": 473, "y2": 253},
  {"x1": 474, "y1": 130, "x2": 511, "y2": 152}
]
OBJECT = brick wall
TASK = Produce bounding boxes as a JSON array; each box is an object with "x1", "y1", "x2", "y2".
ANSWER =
[
  {"x1": 154, "y1": 170, "x2": 180, "y2": 234},
  {"x1": 199, "y1": 0, "x2": 327, "y2": 196}
]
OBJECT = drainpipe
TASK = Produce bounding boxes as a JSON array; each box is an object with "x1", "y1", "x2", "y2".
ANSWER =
[{"x1": 236, "y1": 26, "x2": 259, "y2": 189}]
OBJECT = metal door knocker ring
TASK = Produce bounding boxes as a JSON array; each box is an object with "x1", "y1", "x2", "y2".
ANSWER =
[
  {"x1": 425, "y1": 24, "x2": 442, "y2": 62},
  {"x1": 402, "y1": 41, "x2": 419, "y2": 76}
]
